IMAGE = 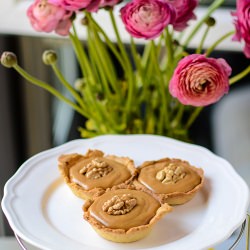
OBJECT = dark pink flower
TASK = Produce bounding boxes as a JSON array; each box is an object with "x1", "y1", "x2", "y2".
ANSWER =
[
  {"x1": 27, "y1": 0, "x2": 72, "y2": 36},
  {"x1": 120, "y1": 0, "x2": 176, "y2": 39},
  {"x1": 48, "y1": 0, "x2": 100, "y2": 12},
  {"x1": 99, "y1": 0, "x2": 121, "y2": 8},
  {"x1": 167, "y1": 0, "x2": 198, "y2": 31},
  {"x1": 169, "y1": 54, "x2": 232, "y2": 107},
  {"x1": 231, "y1": 0, "x2": 250, "y2": 58}
]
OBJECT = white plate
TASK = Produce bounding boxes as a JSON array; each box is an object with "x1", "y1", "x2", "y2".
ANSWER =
[{"x1": 1, "y1": 134, "x2": 250, "y2": 250}]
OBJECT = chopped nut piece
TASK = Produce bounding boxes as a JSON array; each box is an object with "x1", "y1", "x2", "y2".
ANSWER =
[
  {"x1": 79, "y1": 158, "x2": 113, "y2": 179},
  {"x1": 79, "y1": 166, "x2": 88, "y2": 174},
  {"x1": 92, "y1": 158, "x2": 108, "y2": 168},
  {"x1": 156, "y1": 163, "x2": 186, "y2": 184},
  {"x1": 102, "y1": 194, "x2": 137, "y2": 215},
  {"x1": 156, "y1": 170, "x2": 165, "y2": 181}
]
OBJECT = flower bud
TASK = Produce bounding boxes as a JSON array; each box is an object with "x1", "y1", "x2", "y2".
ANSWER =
[
  {"x1": 42, "y1": 50, "x2": 57, "y2": 65},
  {"x1": 81, "y1": 16, "x2": 88, "y2": 26},
  {"x1": 86, "y1": 119, "x2": 97, "y2": 130},
  {"x1": 0, "y1": 52, "x2": 17, "y2": 68},
  {"x1": 96, "y1": 92, "x2": 104, "y2": 101},
  {"x1": 173, "y1": 39, "x2": 180, "y2": 47},
  {"x1": 103, "y1": 6, "x2": 114, "y2": 11},
  {"x1": 74, "y1": 78, "x2": 85, "y2": 90},
  {"x1": 205, "y1": 17, "x2": 216, "y2": 27}
]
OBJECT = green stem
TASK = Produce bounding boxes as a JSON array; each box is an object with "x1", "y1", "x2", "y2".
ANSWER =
[
  {"x1": 145, "y1": 102, "x2": 156, "y2": 134},
  {"x1": 87, "y1": 27, "x2": 112, "y2": 98},
  {"x1": 183, "y1": 0, "x2": 224, "y2": 48},
  {"x1": 109, "y1": 9, "x2": 135, "y2": 119},
  {"x1": 86, "y1": 28, "x2": 122, "y2": 131},
  {"x1": 108, "y1": 9, "x2": 131, "y2": 72},
  {"x1": 130, "y1": 37, "x2": 142, "y2": 77},
  {"x1": 163, "y1": 28, "x2": 177, "y2": 90},
  {"x1": 51, "y1": 63, "x2": 87, "y2": 112},
  {"x1": 109, "y1": 10, "x2": 125, "y2": 53},
  {"x1": 70, "y1": 24, "x2": 95, "y2": 84},
  {"x1": 230, "y1": 65, "x2": 250, "y2": 85},
  {"x1": 142, "y1": 43, "x2": 154, "y2": 79},
  {"x1": 89, "y1": 22, "x2": 120, "y2": 96},
  {"x1": 130, "y1": 37, "x2": 145, "y2": 117},
  {"x1": 196, "y1": 25, "x2": 210, "y2": 54},
  {"x1": 151, "y1": 41, "x2": 169, "y2": 133},
  {"x1": 13, "y1": 64, "x2": 88, "y2": 117},
  {"x1": 139, "y1": 45, "x2": 155, "y2": 104},
  {"x1": 206, "y1": 31, "x2": 235, "y2": 56},
  {"x1": 171, "y1": 105, "x2": 184, "y2": 128},
  {"x1": 164, "y1": 27, "x2": 174, "y2": 69},
  {"x1": 69, "y1": 29, "x2": 85, "y2": 78},
  {"x1": 71, "y1": 17, "x2": 120, "y2": 133},
  {"x1": 185, "y1": 107, "x2": 203, "y2": 129},
  {"x1": 142, "y1": 43, "x2": 152, "y2": 66},
  {"x1": 70, "y1": 24, "x2": 111, "y2": 130},
  {"x1": 87, "y1": 13, "x2": 127, "y2": 71}
]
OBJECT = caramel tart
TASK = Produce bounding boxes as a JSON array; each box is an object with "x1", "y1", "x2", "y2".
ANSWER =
[
  {"x1": 83, "y1": 186, "x2": 172, "y2": 242},
  {"x1": 58, "y1": 149, "x2": 137, "y2": 200},
  {"x1": 134, "y1": 158, "x2": 204, "y2": 205}
]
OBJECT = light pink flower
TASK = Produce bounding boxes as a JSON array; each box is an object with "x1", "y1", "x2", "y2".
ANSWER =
[
  {"x1": 27, "y1": 0, "x2": 72, "y2": 36},
  {"x1": 48, "y1": 0, "x2": 100, "y2": 12},
  {"x1": 231, "y1": 0, "x2": 250, "y2": 58},
  {"x1": 120, "y1": 0, "x2": 176, "y2": 39},
  {"x1": 169, "y1": 54, "x2": 232, "y2": 107},
  {"x1": 167, "y1": 0, "x2": 198, "y2": 31}
]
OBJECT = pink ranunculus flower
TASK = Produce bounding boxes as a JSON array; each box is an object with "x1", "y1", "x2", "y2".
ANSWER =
[
  {"x1": 169, "y1": 54, "x2": 232, "y2": 107},
  {"x1": 167, "y1": 0, "x2": 198, "y2": 31},
  {"x1": 231, "y1": 0, "x2": 250, "y2": 58},
  {"x1": 27, "y1": 0, "x2": 72, "y2": 36},
  {"x1": 48, "y1": 0, "x2": 101, "y2": 12},
  {"x1": 120, "y1": 0, "x2": 176, "y2": 40}
]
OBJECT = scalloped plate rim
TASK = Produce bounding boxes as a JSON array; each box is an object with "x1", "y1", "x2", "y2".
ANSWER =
[{"x1": 1, "y1": 134, "x2": 250, "y2": 250}]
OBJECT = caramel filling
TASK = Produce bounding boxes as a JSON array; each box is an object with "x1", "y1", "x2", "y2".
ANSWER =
[
  {"x1": 89, "y1": 189, "x2": 160, "y2": 230},
  {"x1": 138, "y1": 160, "x2": 201, "y2": 194},
  {"x1": 69, "y1": 157, "x2": 131, "y2": 190}
]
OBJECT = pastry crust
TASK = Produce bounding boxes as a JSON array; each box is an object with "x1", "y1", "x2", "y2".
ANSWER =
[
  {"x1": 134, "y1": 158, "x2": 204, "y2": 205},
  {"x1": 83, "y1": 185, "x2": 172, "y2": 243},
  {"x1": 58, "y1": 149, "x2": 138, "y2": 200}
]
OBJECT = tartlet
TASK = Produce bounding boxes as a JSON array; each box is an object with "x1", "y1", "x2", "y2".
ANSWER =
[
  {"x1": 83, "y1": 185, "x2": 172, "y2": 242},
  {"x1": 134, "y1": 158, "x2": 204, "y2": 205},
  {"x1": 58, "y1": 149, "x2": 137, "y2": 200}
]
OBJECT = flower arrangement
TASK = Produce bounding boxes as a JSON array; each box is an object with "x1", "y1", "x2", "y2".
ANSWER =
[{"x1": 1, "y1": 0, "x2": 250, "y2": 141}]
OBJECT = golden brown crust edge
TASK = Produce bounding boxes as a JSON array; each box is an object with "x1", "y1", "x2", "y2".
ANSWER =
[
  {"x1": 134, "y1": 158, "x2": 205, "y2": 205},
  {"x1": 58, "y1": 149, "x2": 138, "y2": 200},
  {"x1": 83, "y1": 185, "x2": 172, "y2": 243}
]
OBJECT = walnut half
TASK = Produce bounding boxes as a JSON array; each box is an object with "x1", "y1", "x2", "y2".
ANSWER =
[
  {"x1": 102, "y1": 194, "x2": 137, "y2": 215},
  {"x1": 79, "y1": 158, "x2": 113, "y2": 179},
  {"x1": 156, "y1": 163, "x2": 186, "y2": 184}
]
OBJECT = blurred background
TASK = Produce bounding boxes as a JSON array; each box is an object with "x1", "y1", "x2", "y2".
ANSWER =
[{"x1": 0, "y1": 0, "x2": 249, "y2": 249}]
